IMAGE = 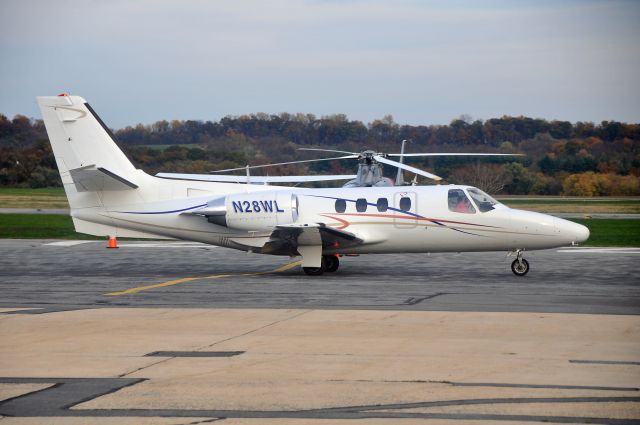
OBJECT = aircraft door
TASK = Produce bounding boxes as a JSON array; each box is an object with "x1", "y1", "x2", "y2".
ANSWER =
[{"x1": 393, "y1": 191, "x2": 417, "y2": 229}]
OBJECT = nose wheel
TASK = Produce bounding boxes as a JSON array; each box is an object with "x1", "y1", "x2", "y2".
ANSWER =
[{"x1": 510, "y1": 250, "x2": 530, "y2": 276}]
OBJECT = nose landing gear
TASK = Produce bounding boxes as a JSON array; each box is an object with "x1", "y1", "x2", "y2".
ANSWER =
[{"x1": 510, "y1": 249, "x2": 530, "y2": 276}]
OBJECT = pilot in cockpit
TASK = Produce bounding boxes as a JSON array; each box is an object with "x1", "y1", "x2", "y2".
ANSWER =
[{"x1": 448, "y1": 189, "x2": 475, "y2": 214}]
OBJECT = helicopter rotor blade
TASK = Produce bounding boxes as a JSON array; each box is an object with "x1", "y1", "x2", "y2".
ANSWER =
[
  {"x1": 387, "y1": 153, "x2": 524, "y2": 157},
  {"x1": 158, "y1": 173, "x2": 357, "y2": 183},
  {"x1": 211, "y1": 155, "x2": 358, "y2": 173},
  {"x1": 298, "y1": 148, "x2": 358, "y2": 155},
  {"x1": 374, "y1": 155, "x2": 442, "y2": 181}
]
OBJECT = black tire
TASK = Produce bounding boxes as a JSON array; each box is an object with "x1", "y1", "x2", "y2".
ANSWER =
[
  {"x1": 324, "y1": 255, "x2": 339, "y2": 273},
  {"x1": 303, "y1": 266, "x2": 325, "y2": 276},
  {"x1": 511, "y1": 258, "x2": 530, "y2": 276}
]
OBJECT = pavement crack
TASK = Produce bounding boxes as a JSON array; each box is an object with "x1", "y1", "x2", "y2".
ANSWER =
[
  {"x1": 327, "y1": 379, "x2": 453, "y2": 384},
  {"x1": 183, "y1": 418, "x2": 226, "y2": 424},
  {"x1": 399, "y1": 293, "x2": 445, "y2": 306},
  {"x1": 117, "y1": 358, "x2": 173, "y2": 378},
  {"x1": 198, "y1": 310, "x2": 313, "y2": 350},
  {"x1": 570, "y1": 359, "x2": 640, "y2": 366},
  {"x1": 321, "y1": 396, "x2": 640, "y2": 413}
]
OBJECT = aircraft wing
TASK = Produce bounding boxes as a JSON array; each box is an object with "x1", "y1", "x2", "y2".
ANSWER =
[{"x1": 261, "y1": 223, "x2": 362, "y2": 256}]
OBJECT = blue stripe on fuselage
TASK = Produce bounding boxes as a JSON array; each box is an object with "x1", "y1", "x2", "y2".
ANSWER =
[{"x1": 115, "y1": 203, "x2": 208, "y2": 214}]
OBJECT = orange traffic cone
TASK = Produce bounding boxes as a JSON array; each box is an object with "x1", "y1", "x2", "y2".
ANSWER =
[{"x1": 107, "y1": 236, "x2": 118, "y2": 249}]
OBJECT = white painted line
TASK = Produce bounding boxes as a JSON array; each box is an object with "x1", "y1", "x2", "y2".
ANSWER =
[
  {"x1": 44, "y1": 241, "x2": 100, "y2": 247},
  {"x1": 560, "y1": 246, "x2": 640, "y2": 251},
  {"x1": 118, "y1": 243, "x2": 217, "y2": 249},
  {"x1": 558, "y1": 248, "x2": 640, "y2": 254},
  {"x1": 44, "y1": 241, "x2": 216, "y2": 249}
]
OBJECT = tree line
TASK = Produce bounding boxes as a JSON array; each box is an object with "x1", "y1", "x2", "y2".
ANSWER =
[{"x1": 1, "y1": 112, "x2": 639, "y2": 196}]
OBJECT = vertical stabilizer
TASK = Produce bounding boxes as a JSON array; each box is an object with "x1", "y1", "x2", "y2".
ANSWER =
[{"x1": 37, "y1": 95, "x2": 138, "y2": 209}]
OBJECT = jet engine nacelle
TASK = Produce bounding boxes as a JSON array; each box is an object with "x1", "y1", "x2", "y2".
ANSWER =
[{"x1": 203, "y1": 190, "x2": 299, "y2": 231}]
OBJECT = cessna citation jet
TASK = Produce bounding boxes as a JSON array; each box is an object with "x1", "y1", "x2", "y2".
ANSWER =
[{"x1": 37, "y1": 95, "x2": 589, "y2": 276}]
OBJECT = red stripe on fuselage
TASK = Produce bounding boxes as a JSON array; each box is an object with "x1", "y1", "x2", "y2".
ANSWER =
[{"x1": 320, "y1": 213, "x2": 501, "y2": 229}]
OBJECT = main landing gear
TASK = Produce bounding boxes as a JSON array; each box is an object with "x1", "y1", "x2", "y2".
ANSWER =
[
  {"x1": 510, "y1": 249, "x2": 530, "y2": 277},
  {"x1": 303, "y1": 255, "x2": 340, "y2": 276}
]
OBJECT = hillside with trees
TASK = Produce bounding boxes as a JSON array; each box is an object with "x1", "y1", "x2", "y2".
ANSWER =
[{"x1": 1, "y1": 112, "x2": 638, "y2": 196}]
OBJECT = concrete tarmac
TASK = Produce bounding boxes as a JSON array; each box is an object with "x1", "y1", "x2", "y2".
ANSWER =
[
  {"x1": 1, "y1": 239, "x2": 639, "y2": 424},
  {"x1": 0, "y1": 239, "x2": 638, "y2": 314}
]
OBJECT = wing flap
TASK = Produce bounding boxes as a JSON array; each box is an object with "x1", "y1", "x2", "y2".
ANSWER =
[{"x1": 262, "y1": 223, "x2": 362, "y2": 255}]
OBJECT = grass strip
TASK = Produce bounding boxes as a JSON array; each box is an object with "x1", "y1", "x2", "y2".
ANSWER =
[
  {"x1": 0, "y1": 187, "x2": 68, "y2": 209},
  {"x1": 0, "y1": 187, "x2": 65, "y2": 195},
  {"x1": 0, "y1": 214, "x2": 99, "y2": 239},
  {"x1": 501, "y1": 199, "x2": 640, "y2": 206},
  {"x1": 569, "y1": 219, "x2": 640, "y2": 247}
]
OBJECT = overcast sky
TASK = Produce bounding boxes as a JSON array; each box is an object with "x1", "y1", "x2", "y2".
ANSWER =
[{"x1": 1, "y1": 0, "x2": 639, "y2": 128}]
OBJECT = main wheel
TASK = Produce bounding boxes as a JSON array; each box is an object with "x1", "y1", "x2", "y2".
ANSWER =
[
  {"x1": 303, "y1": 257, "x2": 326, "y2": 276},
  {"x1": 511, "y1": 258, "x2": 530, "y2": 276},
  {"x1": 303, "y1": 266, "x2": 325, "y2": 276},
  {"x1": 324, "y1": 255, "x2": 339, "y2": 273}
]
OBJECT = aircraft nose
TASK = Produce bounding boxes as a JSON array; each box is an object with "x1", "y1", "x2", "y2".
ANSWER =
[
  {"x1": 575, "y1": 222, "x2": 590, "y2": 243},
  {"x1": 556, "y1": 218, "x2": 590, "y2": 244}
]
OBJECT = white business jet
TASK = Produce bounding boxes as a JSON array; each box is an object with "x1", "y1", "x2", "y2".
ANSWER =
[{"x1": 37, "y1": 95, "x2": 589, "y2": 276}]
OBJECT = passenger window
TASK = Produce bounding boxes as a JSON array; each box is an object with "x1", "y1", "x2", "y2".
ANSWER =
[
  {"x1": 356, "y1": 198, "x2": 367, "y2": 212},
  {"x1": 399, "y1": 197, "x2": 411, "y2": 211},
  {"x1": 335, "y1": 199, "x2": 346, "y2": 213},
  {"x1": 448, "y1": 189, "x2": 476, "y2": 214},
  {"x1": 376, "y1": 198, "x2": 388, "y2": 212}
]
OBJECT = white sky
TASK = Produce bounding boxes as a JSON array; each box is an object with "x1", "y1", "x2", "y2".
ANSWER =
[{"x1": 1, "y1": 0, "x2": 639, "y2": 128}]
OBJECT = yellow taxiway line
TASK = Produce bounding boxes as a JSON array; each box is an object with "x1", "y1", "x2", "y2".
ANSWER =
[{"x1": 105, "y1": 261, "x2": 302, "y2": 296}]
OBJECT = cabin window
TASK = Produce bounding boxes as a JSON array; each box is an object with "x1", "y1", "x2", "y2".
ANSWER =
[
  {"x1": 356, "y1": 198, "x2": 367, "y2": 212},
  {"x1": 448, "y1": 189, "x2": 476, "y2": 214},
  {"x1": 335, "y1": 199, "x2": 346, "y2": 213},
  {"x1": 399, "y1": 197, "x2": 411, "y2": 211},
  {"x1": 376, "y1": 197, "x2": 388, "y2": 212},
  {"x1": 467, "y1": 188, "x2": 498, "y2": 213}
]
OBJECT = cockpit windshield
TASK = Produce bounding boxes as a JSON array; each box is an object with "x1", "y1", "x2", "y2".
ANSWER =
[
  {"x1": 466, "y1": 188, "x2": 499, "y2": 212},
  {"x1": 448, "y1": 189, "x2": 476, "y2": 214}
]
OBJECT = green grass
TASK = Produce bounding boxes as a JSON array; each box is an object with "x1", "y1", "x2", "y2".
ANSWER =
[
  {"x1": 0, "y1": 187, "x2": 69, "y2": 208},
  {"x1": 501, "y1": 199, "x2": 640, "y2": 206},
  {"x1": 569, "y1": 219, "x2": 640, "y2": 247},
  {"x1": 0, "y1": 214, "x2": 638, "y2": 247},
  {"x1": 0, "y1": 187, "x2": 65, "y2": 196},
  {"x1": 0, "y1": 214, "x2": 99, "y2": 239}
]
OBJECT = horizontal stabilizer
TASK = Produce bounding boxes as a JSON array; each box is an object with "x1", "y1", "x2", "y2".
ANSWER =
[
  {"x1": 69, "y1": 165, "x2": 138, "y2": 192},
  {"x1": 156, "y1": 172, "x2": 357, "y2": 184}
]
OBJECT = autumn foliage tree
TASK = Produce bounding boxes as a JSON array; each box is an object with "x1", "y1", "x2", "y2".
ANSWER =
[{"x1": 0, "y1": 112, "x2": 638, "y2": 195}]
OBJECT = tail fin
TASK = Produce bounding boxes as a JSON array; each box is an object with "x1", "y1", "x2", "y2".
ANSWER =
[{"x1": 37, "y1": 95, "x2": 138, "y2": 209}]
